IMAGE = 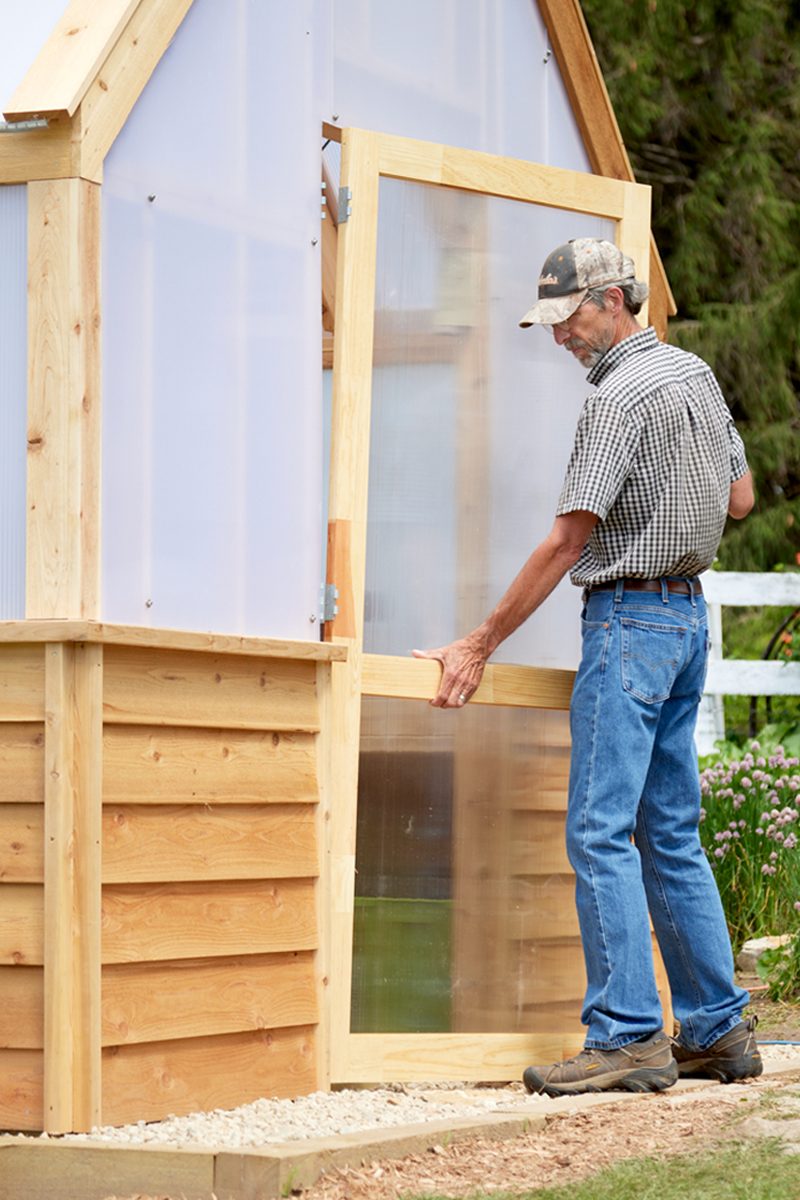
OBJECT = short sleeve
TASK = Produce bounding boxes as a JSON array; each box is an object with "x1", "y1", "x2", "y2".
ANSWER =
[
  {"x1": 556, "y1": 395, "x2": 641, "y2": 520},
  {"x1": 729, "y1": 423, "x2": 749, "y2": 481}
]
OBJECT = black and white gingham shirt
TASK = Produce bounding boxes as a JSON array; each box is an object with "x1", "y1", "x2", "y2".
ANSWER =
[{"x1": 557, "y1": 327, "x2": 749, "y2": 586}]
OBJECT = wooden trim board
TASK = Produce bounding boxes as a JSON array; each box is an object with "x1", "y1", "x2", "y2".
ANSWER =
[
  {"x1": 362, "y1": 655, "x2": 575, "y2": 710},
  {"x1": 4, "y1": 1, "x2": 140, "y2": 121},
  {"x1": 537, "y1": 0, "x2": 676, "y2": 332},
  {"x1": 0, "y1": 620, "x2": 346, "y2": 661},
  {"x1": 373, "y1": 129, "x2": 640, "y2": 217},
  {"x1": 43, "y1": 641, "x2": 103, "y2": 1133},
  {"x1": 2, "y1": 0, "x2": 194, "y2": 186},
  {"x1": 26, "y1": 179, "x2": 101, "y2": 620}
]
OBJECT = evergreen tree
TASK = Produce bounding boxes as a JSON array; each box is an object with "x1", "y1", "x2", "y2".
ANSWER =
[{"x1": 581, "y1": 0, "x2": 800, "y2": 570}]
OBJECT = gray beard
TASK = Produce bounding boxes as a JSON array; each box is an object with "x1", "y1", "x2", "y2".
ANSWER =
[{"x1": 581, "y1": 345, "x2": 606, "y2": 369}]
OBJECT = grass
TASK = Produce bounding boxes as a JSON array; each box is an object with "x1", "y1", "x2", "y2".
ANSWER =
[{"x1": 405, "y1": 1139, "x2": 800, "y2": 1200}]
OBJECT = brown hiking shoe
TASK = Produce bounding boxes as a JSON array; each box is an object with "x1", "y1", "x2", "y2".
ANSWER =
[
  {"x1": 522, "y1": 1032, "x2": 678, "y2": 1098},
  {"x1": 672, "y1": 1016, "x2": 762, "y2": 1083}
]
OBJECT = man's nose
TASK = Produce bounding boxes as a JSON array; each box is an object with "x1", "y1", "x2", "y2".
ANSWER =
[{"x1": 552, "y1": 325, "x2": 571, "y2": 346}]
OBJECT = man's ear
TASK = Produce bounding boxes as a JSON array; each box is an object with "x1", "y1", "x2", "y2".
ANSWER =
[{"x1": 605, "y1": 285, "x2": 625, "y2": 316}]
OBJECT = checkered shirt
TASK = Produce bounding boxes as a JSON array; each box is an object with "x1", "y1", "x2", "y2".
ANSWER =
[{"x1": 557, "y1": 327, "x2": 749, "y2": 587}]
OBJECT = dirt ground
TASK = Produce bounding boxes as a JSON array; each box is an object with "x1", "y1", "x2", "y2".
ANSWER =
[
  {"x1": 298, "y1": 1072, "x2": 800, "y2": 1200},
  {"x1": 103, "y1": 1071, "x2": 800, "y2": 1200},
  {"x1": 745, "y1": 981, "x2": 800, "y2": 1041},
  {"x1": 289, "y1": 982, "x2": 800, "y2": 1200},
  {"x1": 291, "y1": 985, "x2": 800, "y2": 1200}
]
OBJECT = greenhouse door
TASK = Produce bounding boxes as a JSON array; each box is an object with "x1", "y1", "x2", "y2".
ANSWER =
[{"x1": 324, "y1": 127, "x2": 662, "y2": 1084}]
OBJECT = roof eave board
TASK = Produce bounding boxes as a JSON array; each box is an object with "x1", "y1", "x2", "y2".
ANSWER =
[
  {"x1": 538, "y1": 0, "x2": 677, "y2": 318},
  {"x1": 3, "y1": 0, "x2": 140, "y2": 121}
]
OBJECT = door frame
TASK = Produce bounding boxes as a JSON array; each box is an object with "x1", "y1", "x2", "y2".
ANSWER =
[{"x1": 323, "y1": 126, "x2": 654, "y2": 1084}]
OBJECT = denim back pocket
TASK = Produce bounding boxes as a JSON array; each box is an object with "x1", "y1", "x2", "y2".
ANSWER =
[{"x1": 620, "y1": 616, "x2": 688, "y2": 704}]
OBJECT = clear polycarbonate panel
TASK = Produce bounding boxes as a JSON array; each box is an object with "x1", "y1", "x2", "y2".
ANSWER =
[
  {"x1": 331, "y1": 0, "x2": 591, "y2": 171},
  {"x1": 0, "y1": 186, "x2": 27, "y2": 618},
  {"x1": 101, "y1": 0, "x2": 325, "y2": 636},
  {"x1": 0, "y1": 3, "x2": 67, "y2": 109},
  {"x1": 364, "y1": 178, "x2": 614, "y2": 669},
  {"x1": 352, "y1": 696, "x2": 583, "y2": 1033}
]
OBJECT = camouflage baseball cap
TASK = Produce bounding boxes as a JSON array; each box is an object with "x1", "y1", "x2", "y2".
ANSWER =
[{"x1": 519, "y1": 238, "x2": 636, "y2": 327}]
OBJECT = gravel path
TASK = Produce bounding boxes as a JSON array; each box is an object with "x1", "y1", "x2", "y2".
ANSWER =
[
  {"x1": 52, "y1": 1084, "x2": 544, "y2": 1149},
  {"x1": 46, "y1": 1044, "x2": 800, "y2": 1151}
]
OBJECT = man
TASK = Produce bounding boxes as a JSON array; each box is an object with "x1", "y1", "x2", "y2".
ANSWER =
[{"x1": 414, "y1": 238, "x2": 760, "y2": 1098}]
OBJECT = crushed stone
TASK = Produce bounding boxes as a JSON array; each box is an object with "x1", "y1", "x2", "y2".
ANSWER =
[
  {"x1": 39, "y1": 1044, "x2": 800, "y2": 1151},
  {"x1": 49, "y1": 1083, "x2": 543, "y2": 1149}
]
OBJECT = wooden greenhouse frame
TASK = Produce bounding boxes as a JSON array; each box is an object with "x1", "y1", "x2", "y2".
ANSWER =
[{"x1": 0, "y1": 0, "x2": 675, "y2": 1135}]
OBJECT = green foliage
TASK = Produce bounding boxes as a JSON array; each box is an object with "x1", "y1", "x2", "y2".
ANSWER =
[
  {"x1": 715, "y1": 567, "x2": 800, "y2": 739},
  {"x1": 407, "y1": 1138, "x2": 800, "y2": 1199},
  {"x1": 757, "y1": 932, "x2": 800, "y2": 1001},
  {"x1": 580, "y1": 0, "x2": 800, "y2": 572},
  {"x1": 697, "y1": 739, "x2": 800, "y2": 949}
]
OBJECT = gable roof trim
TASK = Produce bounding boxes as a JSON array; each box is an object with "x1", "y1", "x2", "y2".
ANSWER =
[
  {"x1": 538, "y1": 0, "x2": 676, "y2": 322},
  {"x1": 3, "y1": 0, "x2": 140, "y2": 121}
]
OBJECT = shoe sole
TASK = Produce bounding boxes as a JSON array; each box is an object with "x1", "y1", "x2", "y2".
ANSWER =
[
  {"x1": 676, "y1": 1054, "x2": 763, "y2": 1083},
  {"x1": 523, "y1": 1061, "x2": 678, "y2": 1098}
]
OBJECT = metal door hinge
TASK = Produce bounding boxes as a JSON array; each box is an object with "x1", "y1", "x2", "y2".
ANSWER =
[
  {"x1": 338, "y1": 186, "x2": 352, "y2": 222},
  {"x1": 320, "y1": 583, "x2": 339, "y2": 623}
]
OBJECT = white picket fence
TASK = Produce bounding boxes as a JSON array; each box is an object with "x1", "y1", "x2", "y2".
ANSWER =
[{"x1": 695, "y1": 571, "x2": 800, "y2": 755}]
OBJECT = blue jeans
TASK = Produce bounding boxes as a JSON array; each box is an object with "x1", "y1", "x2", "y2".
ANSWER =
[{"x1": 567, "y1": 579, "x2": 748, "y2": 1050}]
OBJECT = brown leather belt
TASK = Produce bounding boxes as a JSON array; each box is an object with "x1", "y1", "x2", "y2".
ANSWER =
[{"x1": 587, "y1": 578, "x2": 702, "y2": 597}]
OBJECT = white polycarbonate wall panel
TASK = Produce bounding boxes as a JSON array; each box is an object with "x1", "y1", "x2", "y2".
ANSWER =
[
  {"x1": 0, "y1": 2, "x2": 67, "y2": 110},
  {"x1": 0, "y1": 186, "x2": 27, "y2": 618},
  {"x1": 102, "y1": 0, "x2": 324, "y2": 636},
  {"x1": 365, "y1": 179, "x2": 613, "y2": 669},
  {"x1": 331, "y1": 0, "x2": 592, "y2": 172}
]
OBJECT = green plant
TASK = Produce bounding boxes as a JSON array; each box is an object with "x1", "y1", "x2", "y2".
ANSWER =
[
  {"x1": 720, "y1": 592, "x2": 800, "y2": 742},
  {"x1": 698, "y1": 740, "x2": 800, "y2": 950},
  {"x1": 757, "y1": 922, "x2": 800, "y2": 1001},
  {"x1": 580, "y1": 0, "x2": 800, "y2": 576},
  {"x1": 280, "y1": 1165, "x2": 301, "y2": 1197}
]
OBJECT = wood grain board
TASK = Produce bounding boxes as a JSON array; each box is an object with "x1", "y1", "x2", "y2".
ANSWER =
[
  {"x1": 0, "y1": 884, "x2": 43, "y2": 965},
  {"x1": 101, "y1": 878, "x2": 318, "y2": 963},
  {"x1": 0, "y1": 1048, "x2": 42, "y2": 1130},
  {"x1": 0, "y1": 724, "x2": 45, "y2": 804},
  {"x1": 0, "y1": 966, "x2": 43, "y2": 1048},
  {"x1": 101, "y1": 804, "x2": 318, "y2": 883},
  {"x1": 102, "y1": 952, "x2": 317, "y2": 1046},
  {"x1": 101, "y1": 1025, "x2": 316, "y2": 1125},
  {"x1": 4, "y1": 0, "x2": 140, "y2": 119},
  {"x1": 102, "y1": 726, "x2": 318, "y2": 805},
  {"x1": 0, "y1": 647, "x2": 45, "y2": 721},
  {"x1": 0, "y1": 805, "x2": 43, "y2": 882},
  {"x1": 102, "y1": 646, "x2": 319, "y2": 731},
  {"x1": 26, "y1": 179, "x2": 101, "y2": 619}
]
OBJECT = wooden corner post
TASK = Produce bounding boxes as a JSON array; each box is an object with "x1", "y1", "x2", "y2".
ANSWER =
[
  {"x1": 43, "y1": 640, "x2": 103, "y2": 1133},
  {"x1": 27, "y1": 178, "x2": 101, "y2": 620}
]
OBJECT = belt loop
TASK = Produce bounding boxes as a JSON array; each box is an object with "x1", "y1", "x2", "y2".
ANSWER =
[
  {"x1": 688, "y1": 577, "x2": 697, "y2": 609},
  {"x1": 660, "y1": 577, "x2": 669, "y2": 604},
  {"x1": 613, "y1": 579, "x2": 624, "y2": 605}
]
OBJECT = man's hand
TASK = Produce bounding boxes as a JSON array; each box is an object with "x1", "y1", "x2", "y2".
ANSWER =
[
  {"x1": 412, "y1": 634, "x2": 489, "y2": 707},
  {"x1": 412, "y1": 510, "x2": 597, "y2": 710}
]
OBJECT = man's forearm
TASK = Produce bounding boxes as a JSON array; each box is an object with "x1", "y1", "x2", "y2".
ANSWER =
[
  {"x1": 414, "y1": 510, "x2": 596, "y2": 708},
  {"x1": 470, "y1": 528, "x2": 584, "y2": 657}
]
